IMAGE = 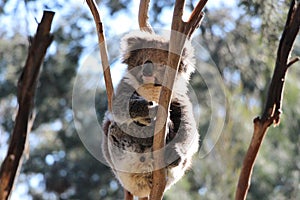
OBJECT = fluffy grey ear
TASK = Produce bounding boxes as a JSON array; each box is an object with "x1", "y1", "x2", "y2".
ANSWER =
[
  {"x1": 120, "y1": 31, "x2": 169, "y2": 63},
  {"x1": 120, "y1": 32, "x2": 144, "y2": 63},
  {"x1": 120, "y1": 31, "x2": 151, "y2": 60},
  {"x1": 121, "y1": 33, "x2": 144, "y2": 53},
  {"x1": 182, "y1": 40, "x2": 195, "y2": 64},
  {"x1": 180, "y1": 41, "x2": 196, "y2": 76}
]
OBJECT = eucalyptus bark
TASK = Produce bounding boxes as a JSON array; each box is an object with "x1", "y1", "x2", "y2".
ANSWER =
[
  {"x1": 235, "y1": 1, "x2": 300, "y2": 199},
  {"x1": 0, "y1": 11, "x2": 55, "y2": 200},
  {"x1": 150, "y1": 0, "x2": 207, "y2": 199}
]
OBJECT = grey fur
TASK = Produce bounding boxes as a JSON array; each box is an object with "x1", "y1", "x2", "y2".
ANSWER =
[{"x1": 102, "y1": 31, "x2": 199, "y2": 198}]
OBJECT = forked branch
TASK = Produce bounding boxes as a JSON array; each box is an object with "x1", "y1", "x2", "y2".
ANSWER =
[
  {"x1": 235, "y1": 1, "x2": 300, "y2": 199},
  {"x1": 86, "y1": 0, "x2": 114, "y2": 112},
  {"x1": 139, "y1": 0, "x2": 154, "y2": 33},
  {"x1": 0, "y1": 11, "x2": 54, "y2": 200},
  {"x1": 150, "y1": 1, "x2": 208, "y2": 200}
]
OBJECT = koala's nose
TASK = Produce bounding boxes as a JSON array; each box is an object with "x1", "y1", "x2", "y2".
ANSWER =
[{"x1": 143, "y1": 60, "x2": 154, "y2": 76}]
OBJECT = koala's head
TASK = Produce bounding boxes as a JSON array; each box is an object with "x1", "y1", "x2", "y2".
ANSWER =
[{"x1": 121, "y1": 31, "x2": 195, "y2": 86}]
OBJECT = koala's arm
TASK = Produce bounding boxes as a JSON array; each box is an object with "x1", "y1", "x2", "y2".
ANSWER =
[
  {"x1": 102, "y1": 112, "x2": 114, "y2": 168},
  {"x1": 112, "y1": 80, "x2": 155, "y2": 125},
  {"x1": 165, "y1": 95, "x2": 199, "y2": 166}
]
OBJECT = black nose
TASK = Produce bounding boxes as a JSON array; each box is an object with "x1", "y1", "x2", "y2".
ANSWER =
[{"x1": 143, "y1": 60, "x2": 154, "y2": 76}]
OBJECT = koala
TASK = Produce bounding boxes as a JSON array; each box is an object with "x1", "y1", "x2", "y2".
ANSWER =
[{"x1": 102, "y1": 31, "x2": 199, "y2": 198}]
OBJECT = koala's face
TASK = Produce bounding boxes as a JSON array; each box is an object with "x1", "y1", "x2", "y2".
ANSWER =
[
  {"x1": 121, "y1": 31, "x2": 195, "y2": 86},
  {"x1": 125, "y1": 48, "x2": 169, "y2": 85}
]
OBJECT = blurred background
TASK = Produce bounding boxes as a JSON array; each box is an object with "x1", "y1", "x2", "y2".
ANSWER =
[{"x1": 0, "y1": 0, "x2": 299, "y2": 199}]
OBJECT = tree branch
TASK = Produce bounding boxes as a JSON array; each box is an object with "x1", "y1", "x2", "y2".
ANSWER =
[
  {"x1": 0, "y1": 11, "x2": 54, "y2": 200},
  {"x1": 139, "y1": 0, "x2": 154, "y2": 33},
  {"x1": 124, "y1": 188, "x2": 133, "y2": 200},
  {"x1": 262, "y1": 0, "x2": 300, "y2": 123},
  {"x1": 287, "y1": 56, "x2": 300, "y2": 68},
  {"x1": 150, "y1": 1, "x2": 207, "y2": 200},
  {"x1": 86, "y1": 0, "x2": 114, "y2": 112},
  {"x1": 235, "y1": 1, "x2": 300, "y2": 199}
]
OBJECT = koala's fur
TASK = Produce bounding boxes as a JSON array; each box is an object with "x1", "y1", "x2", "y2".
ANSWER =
[{"x1": 102, "y1": 31, "x2": 199, "y2": 198}]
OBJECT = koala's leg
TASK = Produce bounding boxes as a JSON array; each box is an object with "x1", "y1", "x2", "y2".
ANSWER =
[
  {"x1": 164, "y1": 98, "x2": 199, "y2": 167},
  {"x1": 112, "y1": 82, "x2": 135, "y2": 124},
  {"x1": 101, "y1": 114, "x2": 116, "y2": 169}
]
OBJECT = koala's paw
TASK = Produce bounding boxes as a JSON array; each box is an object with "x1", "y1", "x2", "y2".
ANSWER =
[
  {"x1": 129, "y1": 97, "x2": 157, "y2": 126},
  {"x1": 164, "y1": 148, "x2": 182, "y2": 167},
  {"x1": 109, "y1": 123, "x2": 133, "y2": 150},
  {"x1": 108, "y1": 123, "x2": 122, "y2": 146}
]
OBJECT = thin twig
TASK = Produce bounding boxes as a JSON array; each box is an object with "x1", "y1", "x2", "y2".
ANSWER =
[
  {"x1": 235, "y1": 1, "x2": 300, "y2": 199},
  {"x1": 150, "y1": 1, "x2": 207, "y2": 199},
  {"x1": 0, "y1": 11, "x2": 54, "y2": 200},
  {"x1": 139, "y1": 0, "x2": 154, "y2": 33},
  {"x1": 86, "y1": 0, "x2": 114, "y2": 112},
  {"x1": 287, "y1": 56, "x2": 300, "y2": 68}
]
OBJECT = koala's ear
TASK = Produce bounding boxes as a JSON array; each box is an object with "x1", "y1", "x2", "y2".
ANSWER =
[
  {"x1": 120, "y1": 31, "x2": 168, "y2": 64},
  {"x1": 121, "y1": 32, "x2": 147, "y2": 54},
  {"x1": 179, "y1": 41, "x2": 195, "y2": 76},
  {"x1": 124, "y1": 37, "x2": 144, "y2": 51},
  {"x1": 121, "y1": 32, "x2": 146, "y2": 63},
  {"x1": 182, "y1": 41, "x2": 194, "y2": 60}
]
